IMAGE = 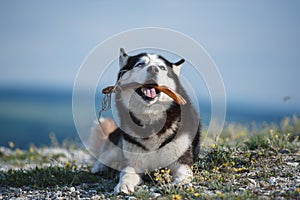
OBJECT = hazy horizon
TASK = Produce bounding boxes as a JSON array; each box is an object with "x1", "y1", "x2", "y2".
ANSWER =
[{"x1": 0, "y1": 1, "x2": 299, "y2": 111}]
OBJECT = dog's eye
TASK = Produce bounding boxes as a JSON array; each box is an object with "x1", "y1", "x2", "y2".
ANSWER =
[
  {"x1": 158, "y1": 65, "x2": 166, "y2": 70},
  {"x1": 135, "y1": 62, "x2": 145, "y2": 67}
]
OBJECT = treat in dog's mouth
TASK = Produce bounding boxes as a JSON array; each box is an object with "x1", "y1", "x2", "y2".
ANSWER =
[
  {"x1": 136, "y1": 86, "x2": 161, "y2": 101},
  {"x1": 102, "y1": 83, "x2": 186, "y2": 105}
]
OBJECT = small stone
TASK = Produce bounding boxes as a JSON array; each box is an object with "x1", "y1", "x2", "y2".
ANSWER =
[
  {"x1": 14, "y1": 188, "x2": 22, "y2": 197},
  {"x1": 149, "y1": 186, "x2": 157, "y2": 192},
  {"x1": 71, "y1": 191, "x2": 77, "y2": 197},
  {"x1": 279, "y1": 149, "x2": 291, "y2": 154},
  {"x1": 151, "y1": 192, "x2": 161, "y2": 198},
  {"x1": 62, "y1": 186, "x2": 69, "y2": 192},
  {"x1": 260, "y1": 181, "x2": 268, "y2": 188},
  {"x1": 88, "y1": 189, "x2": 97, "y2": 194},
  {"x1": 23, "y1": 186, "x2": 31, "y2": 191},
  {"x1": 127, "y1": 196, "x2": 137, "y2": 200},
  {"x1": 286, "y1": 162, "x2": 299, "y2": 167},
  {"x1": 91, "y1": 195, "x2": 102, "y2": 200},
  {"x1": 49, "y1": 192, "x2": 57, "y2": 199},
  {"x1": 269, "y1": 177, "x2": 276, "y2": 185},
  {"x1": 247, "y1": 178, "x2": 257, "y2": 188},
  {"x1": 70, "y1": 187, "x2": 76, "y2": 193},
  {"x1": 56, "y1": 191, "x2": 62, "y2": 197}
]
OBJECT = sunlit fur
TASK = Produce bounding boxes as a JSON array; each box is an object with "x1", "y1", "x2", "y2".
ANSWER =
[{"x1": 91, "y1": 49, "x2": 201, "y2": 195}]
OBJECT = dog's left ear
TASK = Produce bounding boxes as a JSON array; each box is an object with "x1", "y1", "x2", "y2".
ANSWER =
[
  {"x1": 173, "y1": 59, "x2": 185, "y2": 76},
  {"x1": 119, "y1": 48, "x2": 129, "y2": 68}
]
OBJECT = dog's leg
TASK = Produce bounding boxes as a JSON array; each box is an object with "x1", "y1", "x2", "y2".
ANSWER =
[
  {"x1": 91, "y1": 160, "x2": 103, "y2": 174},
  {"x1": 168, "y1": 146, "x2": 194, "y2": 184},
  {"x1": 89, "y1": 118, "x2": 116, "y2": 174},
  {"x1": 91, "y1": 160, "x2": 109, "y2": 174},
  {"x1": 114, "y1": 166, "x2": 142, "y2": 194}
]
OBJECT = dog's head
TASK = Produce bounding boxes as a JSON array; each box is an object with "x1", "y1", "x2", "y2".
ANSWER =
[{"x1": 115, "y1": 48, "x2": 185, "y2": 119}]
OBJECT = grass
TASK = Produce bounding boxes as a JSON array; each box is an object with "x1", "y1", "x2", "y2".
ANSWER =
[
  {"x1": 1, "y1": 166, "x2": 99, "y2": 188},
  {"x1": 0, "y1": 146, "x2": 66, "y2": 167},
  {"x1": 0, "y1": 115, "x2": 300, "y2": 199}
]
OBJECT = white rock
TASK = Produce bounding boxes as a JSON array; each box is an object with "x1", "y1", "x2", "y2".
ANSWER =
[
  {"x1": 269, "y1": 177, "x2": 276, "y2": 185},
  {"x1": 286, "y1": 162, "x2": 299, "y2": 167},
  {"x1": 70, "y1": 187, "x2": 76, "y2": 192},
  {"x1": 151, "y1": 192, "x2": 161, "y2": 198}
]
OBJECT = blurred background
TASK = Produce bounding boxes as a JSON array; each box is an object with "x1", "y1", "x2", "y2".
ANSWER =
[{"x1": 0, "y1": 1, "x2": 299, "y2": 148}]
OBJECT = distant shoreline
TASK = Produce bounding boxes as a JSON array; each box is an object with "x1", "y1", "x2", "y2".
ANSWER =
[{"x1": 0, "y1": 87, "x2": 299, "y2": 149}]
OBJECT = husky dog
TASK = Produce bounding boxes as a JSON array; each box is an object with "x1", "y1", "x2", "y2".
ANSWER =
[{"x1": 91, "y1": 48, "x2": 201, "y2": 194}]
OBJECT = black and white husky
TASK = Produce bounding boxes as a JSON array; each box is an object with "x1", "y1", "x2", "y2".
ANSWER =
[{"x1": 91, "y1": 48, "x2": 201, "y2": 194}]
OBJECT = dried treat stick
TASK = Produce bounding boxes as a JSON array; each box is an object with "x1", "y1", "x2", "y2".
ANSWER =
[
  {"x1": 153, "y1": 85, "x2": 186, "y2": 105},
  {"x1": 102, "y1": 84, "x2": 186, "y2": 105}
]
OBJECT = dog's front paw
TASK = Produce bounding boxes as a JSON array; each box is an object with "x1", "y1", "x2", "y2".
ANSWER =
[
  {"x1": 114, "y1": 181, "x2": 136, "y2": 194},
  {"x1": 114, "y1": 167, "x2": 142, "y2": 195},
  {"x1": 172, "y1": 164, "x2": 193, "y2": 184}
]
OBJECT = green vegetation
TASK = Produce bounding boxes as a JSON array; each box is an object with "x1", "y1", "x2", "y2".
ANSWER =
[
  {"x1": 1, "y1": 145, "x2": 65, "y2": 167},
  {"x1": 0, "y1": 116, "x2": 299, "y2": 199},
  {"x1": 0, "y1": 165, "x2": 105, "y2": 188}
]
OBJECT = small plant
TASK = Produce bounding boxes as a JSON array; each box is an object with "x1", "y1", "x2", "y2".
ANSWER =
[
  {"x1": 195, "y1": 145, "x2": 235, "y2": 171},
  {"x1": 1, "y1": 145, "x2": 66, "y2": 167},
  {"x1": 145, "y1": 168, "x2": 177, "y2": 195},
  {"x1": 245, "y1": 128, "x2": 299, "y2": 153},
  {"x1": 266, "y1": 130, "x2": 299, "y2": 153}
]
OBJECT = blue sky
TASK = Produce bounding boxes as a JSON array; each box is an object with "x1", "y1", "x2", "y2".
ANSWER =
[{"x1": 0, "y1": 0, "x2": 299, "y2": 111}]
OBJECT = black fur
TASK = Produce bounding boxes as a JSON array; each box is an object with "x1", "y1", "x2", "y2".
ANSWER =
[
  {"x1": 118, "y1": 53, "x2": 148, "y2": 80},
  {"x1": 113, "y1": 52, "x2": 201, "y2": 167},
  {"x1": 123, "y1": 132, "x2": 148, "y2": 151}
]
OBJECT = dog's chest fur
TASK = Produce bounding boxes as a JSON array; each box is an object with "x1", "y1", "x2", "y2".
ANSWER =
[{"x1": 123, "y1": 118, "x2": 180, "y2": 152}]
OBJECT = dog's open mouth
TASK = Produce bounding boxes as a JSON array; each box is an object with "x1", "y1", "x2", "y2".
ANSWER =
[
  {"x1": 102, "y1": 83, "x2": 186, "y2": 105},
  {"x1": 136, "y1": 86, "x2": 161, "y2": 101}
]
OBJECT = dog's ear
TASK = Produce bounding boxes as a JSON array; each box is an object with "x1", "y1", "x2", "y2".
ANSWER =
[
  {"x1": 119, "y1": 48, "x2": 129, "y2": 68},
  {"x1": 172, "y1": 59, "x2": 185, "y2": 76}
]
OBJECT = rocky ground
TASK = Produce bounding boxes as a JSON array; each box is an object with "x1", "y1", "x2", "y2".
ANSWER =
[{"x1": 0, "y1": 145, "x2": 300, "y2": 199}]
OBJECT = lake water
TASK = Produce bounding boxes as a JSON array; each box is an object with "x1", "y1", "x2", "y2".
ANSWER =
[{"x1": 0, "y1": 87, "x2": 298, "y2": 149}]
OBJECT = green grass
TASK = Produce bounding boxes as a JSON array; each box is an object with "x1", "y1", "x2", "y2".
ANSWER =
[
  {"x1": 0, "y1": 147, "x2": 66, "y2": 167},
  {"x1": 1, "y1": 166, "x2": 91, "y2": 188}
]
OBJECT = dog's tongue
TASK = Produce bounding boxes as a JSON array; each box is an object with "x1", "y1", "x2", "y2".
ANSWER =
[{"x1": 141, "y1": 87, "x2": 156, "y2": 99}]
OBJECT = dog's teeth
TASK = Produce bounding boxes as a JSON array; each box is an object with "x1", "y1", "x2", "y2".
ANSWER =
[
  {"x1": 140, "y1": 87, "x2": 157, "y2": 99},
  {"x1": 141, "y1": 88, "x2": 147, "y2": 95},
  {"x1": 150, "y1": 88, "x2": 156, "y2": 98}
]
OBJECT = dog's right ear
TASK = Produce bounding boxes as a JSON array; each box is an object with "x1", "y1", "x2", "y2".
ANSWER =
[
  {"x1": 119, "y1": 48, "x2": 129, "y2": 68},
  {"x1": 172, "y1": 59, "x2": 185, "y2": 76}
]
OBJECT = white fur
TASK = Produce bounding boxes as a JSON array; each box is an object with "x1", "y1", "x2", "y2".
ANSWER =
[
  {"x1": 118, "y1": 54, "x2": 178, "y2": 125},
  {"x1": 119, "y1": 48, "x2": 129, "y2": 67},
  {"x1": 172, "y1": 63, "x2": 183, "y2": 77},
  {"x1": 119, "y1": 55, "x2": 177, "y2": 90},
  {"x1": 114, "y1": 167, "x2": 142, "y2": 194},
  {"x1": 170, "y1": 163, "x2": 193, "y2": 184},
  {"x1": 115, "y1": 134, "x2": 192, "y2": 194},
  {"x1": 122, "y1": 132, "x2": 191, "y2": 172},
  {"x1": 94, "y1": 50, "x2": 196, "y2": 194},
  {"x1": 112, "y1": 129, "x2": 193, "y2": 194}
]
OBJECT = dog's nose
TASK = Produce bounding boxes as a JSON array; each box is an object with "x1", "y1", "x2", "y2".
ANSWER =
[{"x1": 147, "y1": 66, "x2": 159, "y2": 74}]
